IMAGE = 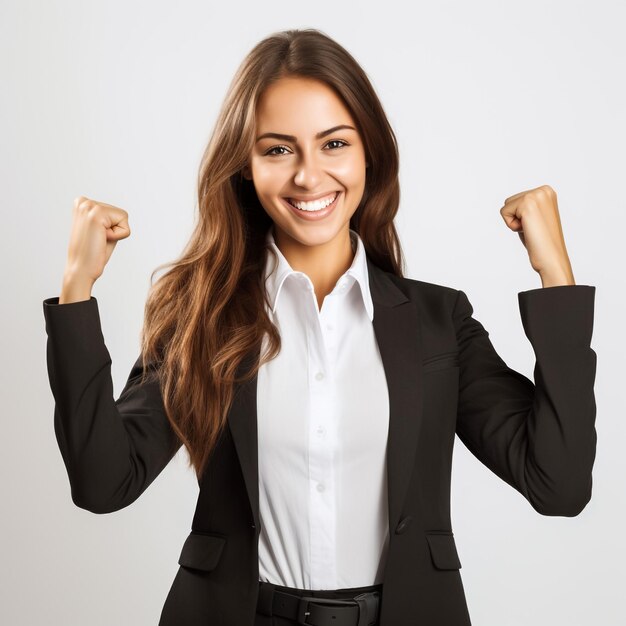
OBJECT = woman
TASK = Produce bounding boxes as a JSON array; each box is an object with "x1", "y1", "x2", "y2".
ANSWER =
[{"x1": 42, "y1": 28, "x2": 597, "y2": 626}]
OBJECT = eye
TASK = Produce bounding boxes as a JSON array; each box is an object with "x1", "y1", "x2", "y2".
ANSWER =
[
  {"x1": 263, "y1": 139, "x2": 349, "y2": 157},
  {"x1": 265, "y1": 145, "x2": 290, "y2": 156},
  {"x1": 325, "y1": 139, "x2": 349, "y2": 150}
]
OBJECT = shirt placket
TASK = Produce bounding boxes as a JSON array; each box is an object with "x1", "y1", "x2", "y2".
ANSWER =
[{"x1": 303, "y1": 276, "x2": 339, "y2": 589}]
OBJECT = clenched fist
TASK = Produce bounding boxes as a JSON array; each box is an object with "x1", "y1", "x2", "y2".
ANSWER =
[{"x1": 59, "y1": 196, "x2": 131, "y2": 303}]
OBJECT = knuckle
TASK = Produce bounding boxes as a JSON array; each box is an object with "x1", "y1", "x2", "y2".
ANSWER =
[{"x1": 85, "y1": 204, "x2": 101, "y2": 219}]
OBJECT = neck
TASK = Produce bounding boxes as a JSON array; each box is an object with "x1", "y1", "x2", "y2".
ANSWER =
[{"x1": 272, "y1": 226, "x2": 355, "y2": 306}]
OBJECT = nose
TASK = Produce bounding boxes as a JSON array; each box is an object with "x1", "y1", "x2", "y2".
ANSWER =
[{"x1": 293, "y1": 151, "x2": 324, "y2": 189}]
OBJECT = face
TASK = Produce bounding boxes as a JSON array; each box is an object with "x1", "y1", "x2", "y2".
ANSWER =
[{"x1": 244, "y1": 76, "x2": 368, "y2": 250}]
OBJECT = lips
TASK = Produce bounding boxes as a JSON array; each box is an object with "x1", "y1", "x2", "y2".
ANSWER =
[
  {"x1": 281, "y1": 191, "x2": 341, "y2": 221},
  {"x1": 284, "y1": 191, "x2": 339, "y2": 208}
]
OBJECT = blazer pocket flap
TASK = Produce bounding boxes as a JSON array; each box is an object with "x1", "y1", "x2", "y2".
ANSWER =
[
  {"x1": 425, "y1": 532, "x2": 462, "y2": 570},
  {"x1": 178, "y1": 531, "x2": 226, "y2": 572}
]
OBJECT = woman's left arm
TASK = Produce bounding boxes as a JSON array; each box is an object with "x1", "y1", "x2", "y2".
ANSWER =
[
  {"x1": 453, "y1": 284, "x2": 596, "y2": 517},
  {"x1": 454, "y1": 184, "x2": 597, "y2": 516}
]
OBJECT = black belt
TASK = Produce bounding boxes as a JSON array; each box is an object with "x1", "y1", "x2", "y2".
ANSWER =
[{"x1": 257, "y1": 581, "x2": 381, "y2": 626}]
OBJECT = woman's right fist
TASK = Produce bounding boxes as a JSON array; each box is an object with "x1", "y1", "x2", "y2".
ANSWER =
[{"x1": 64, "y1": 196, "x2": 131, "y2": 285}]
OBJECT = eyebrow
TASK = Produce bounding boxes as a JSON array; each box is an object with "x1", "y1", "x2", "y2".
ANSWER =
[{"x1": 255, "y1": 124, "x2": 357, "y2": 143}]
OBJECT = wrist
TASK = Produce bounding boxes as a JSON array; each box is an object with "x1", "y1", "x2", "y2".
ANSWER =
[
  {"x1": 538, "y1": 254, "x2": 575, "y2": 287},
  {"x1": 60, "y1": 271, "x2": 94, "y2": 304},
  {"x1": 539, "y1": 267, "x2": 576, "y2": 288}
]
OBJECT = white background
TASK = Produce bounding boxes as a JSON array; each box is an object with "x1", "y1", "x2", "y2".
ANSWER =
[{"x1": 1, "y1": 0, "x2": 624, "y2": 624}]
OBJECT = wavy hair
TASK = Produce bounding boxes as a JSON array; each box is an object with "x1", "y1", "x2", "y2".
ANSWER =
[{"x1": 138, "y1": 28, "x2": 405, "y2": 479}]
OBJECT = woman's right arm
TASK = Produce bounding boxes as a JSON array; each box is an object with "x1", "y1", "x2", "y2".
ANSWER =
[
  {"x1": 43, "y1": 295, "x2": 181, "y2": 514},
  {"x1": 43, "y1": 197, "x2": 181, "y2": 514}
]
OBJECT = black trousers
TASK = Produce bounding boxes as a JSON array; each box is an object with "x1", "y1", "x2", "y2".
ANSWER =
[{"x1": 254, "y1": 580, "x2": 383, "y2": 626}]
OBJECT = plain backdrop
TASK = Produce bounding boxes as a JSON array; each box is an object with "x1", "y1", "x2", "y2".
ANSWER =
[{"x1": 1, "y1": 0, "x2": 624, "y2": 624}]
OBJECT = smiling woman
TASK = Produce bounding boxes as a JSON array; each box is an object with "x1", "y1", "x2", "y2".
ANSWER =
[
  {"x1": 242, "y1": 76, "x2": 370, "y2": 263},
  {"x1": 42, "y1": 25, "x2": 596, "y2": 626},
  {"x1": 140, "y1": 28, "x2": 403, "y2": 488},
  {"x1": 246, "y1": 81, "x2": 365, "y2": 237}
]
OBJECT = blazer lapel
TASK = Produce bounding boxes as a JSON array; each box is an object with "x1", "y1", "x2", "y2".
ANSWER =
[
  {"x1": 366, "y1": 257, "x2": 424, "y2": 533},
  {"x1": 227, "y1": 255, "x2": 425, "y2": 536}
]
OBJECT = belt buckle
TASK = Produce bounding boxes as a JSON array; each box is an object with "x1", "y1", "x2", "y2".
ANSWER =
[{"x1": 296, "y1": 595, "x2": 358, "y2": 625}]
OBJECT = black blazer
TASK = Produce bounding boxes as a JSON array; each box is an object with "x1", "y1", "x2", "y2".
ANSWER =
[{"x1": 42, "y1": 257, "x2": 597, "y2": 626}]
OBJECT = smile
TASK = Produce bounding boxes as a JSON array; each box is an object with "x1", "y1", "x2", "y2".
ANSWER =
[
  {"x1": 281, "y1": 191, "x2": 341, "y2": 222},
  {"x1": 286, "y1": 191, "x2": 339, "y2": 211}
]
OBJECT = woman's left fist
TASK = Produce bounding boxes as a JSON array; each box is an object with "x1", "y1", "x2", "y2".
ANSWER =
[{"x1": 500, "y1": 184, "x2": 575, "y2": 284}]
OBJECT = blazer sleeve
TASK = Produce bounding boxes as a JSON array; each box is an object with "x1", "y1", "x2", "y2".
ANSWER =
[
  {"x1": 452, "y1": 284, "x2": 597, "y2": 517},
  {"x1": 43, "y1": 296, "x2": 182, "y2": 514}
]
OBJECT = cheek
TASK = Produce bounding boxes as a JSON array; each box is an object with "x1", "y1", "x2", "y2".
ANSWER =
[
  {"x1": 331, "y1": 155, "x2": 367, "y2": 188},
  {"x1": 250, "y1": 163, "x2": 282, "y2": 195}
]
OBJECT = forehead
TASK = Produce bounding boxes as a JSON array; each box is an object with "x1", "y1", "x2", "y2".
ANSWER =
[{"x1": 255, "y1": 77, "x2": 354, "y2": 134}]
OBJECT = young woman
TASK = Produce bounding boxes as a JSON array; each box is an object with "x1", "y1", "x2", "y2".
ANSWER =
[{"x1": 42, "y1": 28, "x2": 597, "y2": 626}]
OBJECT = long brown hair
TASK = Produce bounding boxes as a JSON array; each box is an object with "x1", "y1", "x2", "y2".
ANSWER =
[{"x1": 138, "y1": 28, "x2": 405, "y2": 479}]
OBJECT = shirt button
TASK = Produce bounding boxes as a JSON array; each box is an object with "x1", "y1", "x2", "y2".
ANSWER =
[
  {"x1": 317, "y1": 483, "x2": 325, "y2": 492},
  {"x1": 316, "y1": 426, "x2": 325, "y2": 435},
  {"x1": 326, "y1": 324, "x2": 333, "y2": 331},
  {"x1": 315, "y1": 371, "x2": 324, "y2": 381}
]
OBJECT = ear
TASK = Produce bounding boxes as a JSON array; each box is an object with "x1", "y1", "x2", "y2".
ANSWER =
[{"x1": 242, "y1": 165, "x2": 252, "y2": 180}]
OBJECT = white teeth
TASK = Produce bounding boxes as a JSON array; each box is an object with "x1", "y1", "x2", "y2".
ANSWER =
[{"x1": 287, "y1": 192, "x2": 338, "y2": 211}]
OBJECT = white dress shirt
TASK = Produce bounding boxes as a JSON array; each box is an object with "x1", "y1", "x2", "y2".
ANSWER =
[{"x1": 256, "y1": 226, "x2": 390, "y2": 590}]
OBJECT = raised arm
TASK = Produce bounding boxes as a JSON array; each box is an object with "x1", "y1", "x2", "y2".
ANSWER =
[
  {"x1": 43, "y1": 296, "x2": 181, "y2": 514},
  {"x1": 453, "y1": 284, "x2": 597, "y2": 517}
]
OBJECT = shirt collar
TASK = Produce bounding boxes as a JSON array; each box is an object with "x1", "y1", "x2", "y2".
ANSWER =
[{"x1": 263, "y1": 226, "x2": 374, "y2": 321}]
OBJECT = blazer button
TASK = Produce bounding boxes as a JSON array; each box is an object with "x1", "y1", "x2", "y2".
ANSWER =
[{"x1": 395, "y1": 516, "x2": 413, "y2": 534}]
